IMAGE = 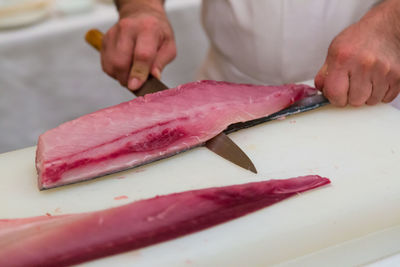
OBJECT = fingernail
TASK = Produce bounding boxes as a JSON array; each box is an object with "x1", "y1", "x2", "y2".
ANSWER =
[
  {"x1": 128, "y1": 78, "x2": 140, "y2": 90},
  {"x1": 153, "y1": 68, "x2": 161, "y2": 80}
]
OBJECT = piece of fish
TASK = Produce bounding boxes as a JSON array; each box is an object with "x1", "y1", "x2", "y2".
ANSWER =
[
  {"x1": 36, "y1": 81, "x2": 316, "y2": 189},
  {"x1": 0, "y1": 175, "x2": 330, "y2": 267}
]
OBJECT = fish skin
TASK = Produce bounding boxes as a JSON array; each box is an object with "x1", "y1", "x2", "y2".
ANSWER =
[
  {"x1": 36, "y1": 81, "x2": 316, "y2": 189},
  {"x1": 0, "y1": 175, "x2": 330, "y2": 267}
]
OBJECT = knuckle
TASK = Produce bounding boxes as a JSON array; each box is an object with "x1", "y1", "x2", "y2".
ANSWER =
[
  {"x1": 330, "y1": 44, "x2": 354, "y2": 65},
  {"x1": 359, "y1": 53, "x2": 376, "y2": 70},
  {"x1": 118, "y1": 18, "x2": 135, "y2": 31},
  {"x1": 135, "y1": 50, "x2": 153, "y2": 62},
  {"x1": 336, "y1": 49, "x2": 353, "y2": 65},
  {"x1": 378, "y1": 61, "x2": 391, "y2": 76},
  {"x1": 140, "y1": 16, "x2": 159, "y2": 31}
]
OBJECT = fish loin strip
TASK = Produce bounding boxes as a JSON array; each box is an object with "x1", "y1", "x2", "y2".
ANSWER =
[
  {"x1": 36, "y1": 81, "x2": 316, "y2": 189},
  {"x1": 0, "y1": 175, "x2": 330, "y2": 267}
]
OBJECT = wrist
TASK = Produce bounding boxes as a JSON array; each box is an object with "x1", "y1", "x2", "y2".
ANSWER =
[{"x1": 115, "y1": 0, "x2": 165, "y2": 17}]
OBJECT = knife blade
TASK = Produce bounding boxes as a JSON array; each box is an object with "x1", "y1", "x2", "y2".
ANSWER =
[
  {"x1": 85, "y1": 29, "x2": 257, "y2": 173},
  {"x1": 206, "y1": 133, "x2": 257, "y2": 173},
  {"x1": 225, "y1": 93, "x2": 330, "y2": 134}
]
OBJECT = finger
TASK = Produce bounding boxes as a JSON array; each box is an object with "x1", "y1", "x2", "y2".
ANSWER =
[
  {"x1": 383, "y1": 84, "x2": 400, "y2": 103},
  {"x1": 367, "y1": 63, "x2": 390, "y2": 105},
  {"x1": 128, "y1": 31, "x2": 159, "y2": 90},
  {"x1": 101, "y1": 27, "x2": 118, "y2": 77},
  {"x1": 383, "y1": 68, "x2": 400, "y2": 103},
  {"x1": 314, "y1": 62, "x2": 328, "y2": 91},
  {"x1": 151, "y1": 39, "x2": 177, "y2": 80},
  {"x1": 116, "y1": 72, "x2": 130, "y2": 87},
  {"x1": 322, "y1": 68, "x2": 350, "y2": 107},
  {"x1": 348, "y1": 69, "x2": 372, "y2": 107},
  {"x1": 112, "y1": 26, "x2": 137, "y2": 87}
]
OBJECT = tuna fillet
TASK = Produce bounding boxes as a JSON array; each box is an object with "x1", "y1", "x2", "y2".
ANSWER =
[
  {"x1": 36, "y1": 81, "x2": 316, "y2": 189},
  {"x1": 0, "y1": 175, "x2": 330, "y2": 267}
]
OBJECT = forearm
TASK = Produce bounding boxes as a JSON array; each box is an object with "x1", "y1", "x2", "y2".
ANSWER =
[
  {"x1": 364, "y1": 0, "x2": 400, "y2": 21},
  {"x1": 361, "y1": 0, "x2": 400, "y2": 45}
]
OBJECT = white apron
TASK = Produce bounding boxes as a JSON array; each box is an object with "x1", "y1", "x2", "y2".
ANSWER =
[{"x1": 199, "y1": 0, "x2": 380, "y2": 85}]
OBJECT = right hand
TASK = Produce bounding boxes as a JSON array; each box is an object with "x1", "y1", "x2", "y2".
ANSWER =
[{"x1": 101, "y1": 0, "x2": 176, "y2": 90}]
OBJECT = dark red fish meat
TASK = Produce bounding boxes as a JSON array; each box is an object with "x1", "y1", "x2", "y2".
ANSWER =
[{"x1": 0, "y1": 175, "x2": 330, "y2": 267}]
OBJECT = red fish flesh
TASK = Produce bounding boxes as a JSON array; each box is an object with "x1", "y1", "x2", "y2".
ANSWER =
[
  {"x1": 36, "y1": 81, "x2": 316, "y2": 189},
  {"x1": 0, "y1": 175, "x2": 330, "y2": 267}
]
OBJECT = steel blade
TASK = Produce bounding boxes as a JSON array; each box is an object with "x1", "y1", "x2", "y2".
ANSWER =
[
  {"x1": 135, "y1": 74, "x2": 168, "y2": 96},
  {"x1": 206, "y1": 133, "x2": 257, "y2": 173},
  {"x1": 225, "y1": 94, "x2": 330, "y2": 134}
]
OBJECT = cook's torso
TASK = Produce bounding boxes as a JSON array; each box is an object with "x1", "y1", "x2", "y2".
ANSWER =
[{"x1": 200, "y1": 0, "x2": 380, "y2": 84}]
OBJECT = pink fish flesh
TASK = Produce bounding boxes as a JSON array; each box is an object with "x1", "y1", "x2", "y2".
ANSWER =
[
  {"x1": 36, "y1": 81, "x2": 316, "y2": 189},
  {"x1": 0, "y1": 175, "x2": 330, "y2": 267}
]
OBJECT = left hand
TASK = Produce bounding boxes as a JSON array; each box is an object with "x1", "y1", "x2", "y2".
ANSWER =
[{"x1": 315, "y1": 0, "x2": 400, "y2": 107}]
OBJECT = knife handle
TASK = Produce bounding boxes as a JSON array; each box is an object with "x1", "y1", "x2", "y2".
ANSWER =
[{"x1": 85, "y1": 29, "x2": 103, "y2": 52}]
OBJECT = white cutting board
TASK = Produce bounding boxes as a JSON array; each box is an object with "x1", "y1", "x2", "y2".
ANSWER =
[{"x1": 1, "y1": 103, "x2": 400, "y2": 266}]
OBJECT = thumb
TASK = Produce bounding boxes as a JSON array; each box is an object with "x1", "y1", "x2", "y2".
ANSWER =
[
  {"x1": 128, "y1": 61, "x2": 151, "y2": 90},
  {"x1": 128, "y1": 33, "x2": 158, "y2": 90}
]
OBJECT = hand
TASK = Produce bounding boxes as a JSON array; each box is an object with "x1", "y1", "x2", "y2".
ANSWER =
[
  {"x1": 315, "y1": 0, "x2": 400, "y2": 106},
  {"x1": 101, "y1": 0, "x2": 176, "y2": 90}
]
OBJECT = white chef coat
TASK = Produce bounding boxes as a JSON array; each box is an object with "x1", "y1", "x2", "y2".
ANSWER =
[{"x1": 199, "y1": 0, "x2": 381, "y2": 85}]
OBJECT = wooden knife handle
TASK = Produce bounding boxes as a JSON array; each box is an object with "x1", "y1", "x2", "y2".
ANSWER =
[{"x1": 85, "y1": 29, "x2": 103, "y2": 51}]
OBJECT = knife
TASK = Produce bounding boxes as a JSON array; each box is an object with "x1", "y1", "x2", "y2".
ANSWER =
[
  {"x1": 225, "y1": 93, "x2": 330, "y2": 134},
  {"x1": 85, "y1": 29, "x2": 257, "y2": 173}
]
